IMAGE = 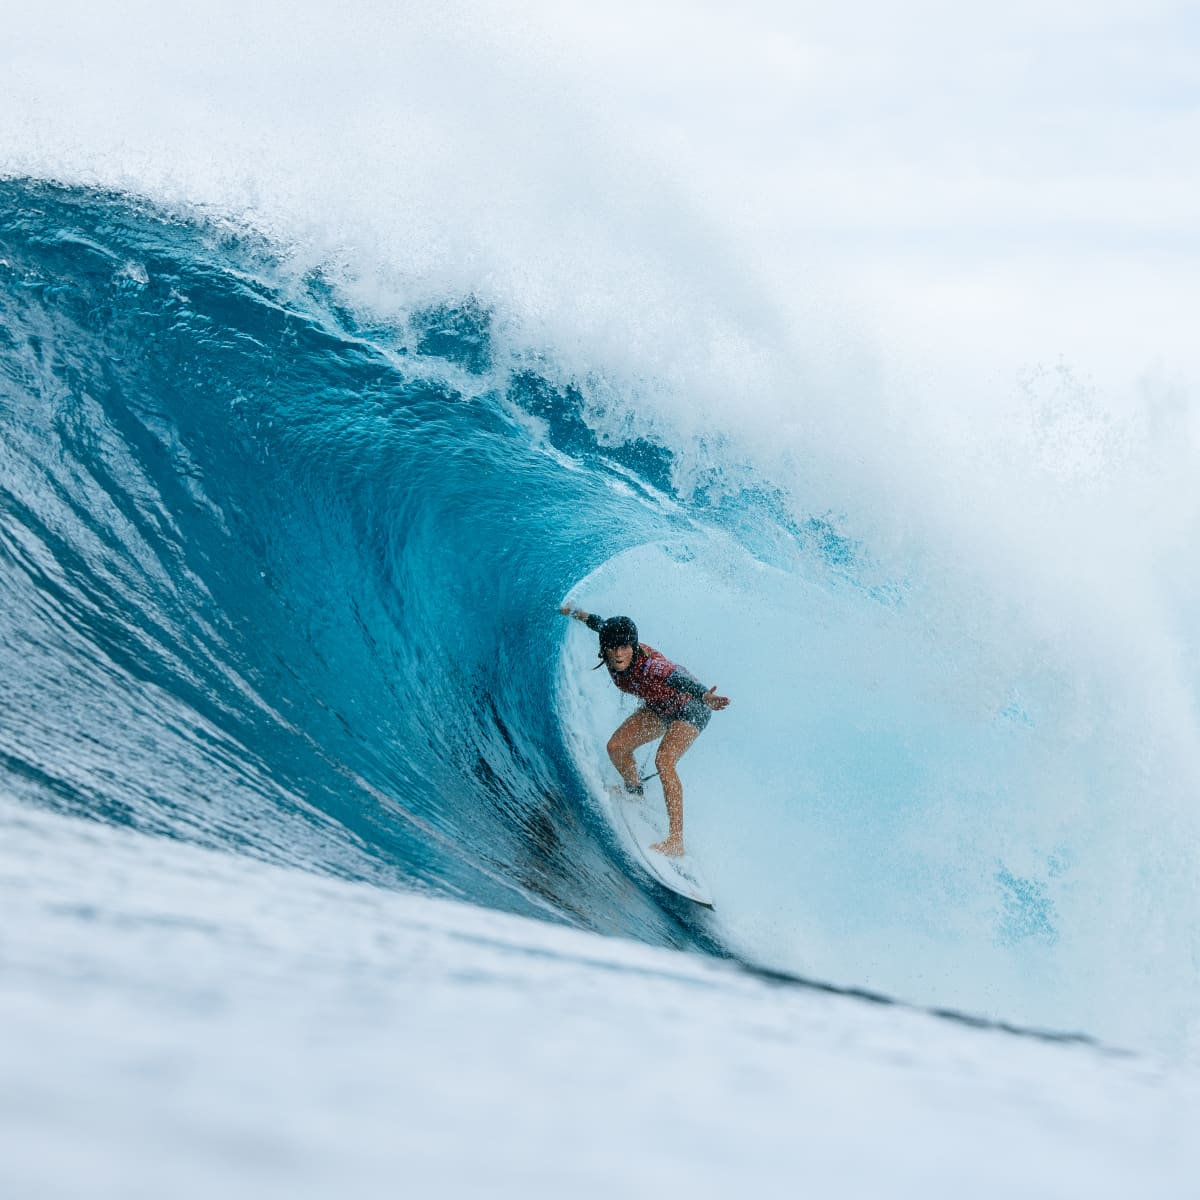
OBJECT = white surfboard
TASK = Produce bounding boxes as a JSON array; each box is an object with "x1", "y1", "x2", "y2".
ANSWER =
[{"x1": 607, "y1": 786, "x2": 714, "y2": 909}]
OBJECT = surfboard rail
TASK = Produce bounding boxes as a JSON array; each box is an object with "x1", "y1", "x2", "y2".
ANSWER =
[{"x1": 606, "y1": 786, "x2": 714, "y2": 908}]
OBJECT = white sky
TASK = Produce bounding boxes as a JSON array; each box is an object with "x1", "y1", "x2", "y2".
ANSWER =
[
  {"x1": 514, "y1": 0, "x2": 1200, "y2": 375},
  {"x1": 2, "y1": 1, "x2": 1198, "y2": 385}
]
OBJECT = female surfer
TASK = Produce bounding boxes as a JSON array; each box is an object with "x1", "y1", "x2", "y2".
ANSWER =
[{"x1": 560, "y1": 605, "x2": 730, "y2": 857}]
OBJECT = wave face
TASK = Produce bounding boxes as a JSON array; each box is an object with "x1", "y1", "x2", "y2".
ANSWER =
[
  {"x1": 0, "y1": 178, "x2": 698, "y2": 941},
  {"x1": 2, "y1": 178, "x2": 1198, "y2": 1053}
]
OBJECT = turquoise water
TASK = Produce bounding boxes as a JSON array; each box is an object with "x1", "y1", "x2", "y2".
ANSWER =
[{"x1": 3, "y1": 177, "x2": 1197, "y2": 1051}]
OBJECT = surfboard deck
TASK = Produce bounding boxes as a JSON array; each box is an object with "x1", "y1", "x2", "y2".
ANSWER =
[{"x1": 607, "y1": 786, "x2": 714, "y2": 909}]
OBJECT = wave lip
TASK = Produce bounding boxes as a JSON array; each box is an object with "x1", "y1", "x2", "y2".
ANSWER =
[
  {"x1": 5, "y1": 178, "x2": 1200, "y2": 1057},
  {"x1": 0, "y1": 178, "x2": 699, "y2": 947}
]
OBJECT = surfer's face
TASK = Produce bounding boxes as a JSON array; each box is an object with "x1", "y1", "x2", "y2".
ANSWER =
[{"x1": 605, "y1": 644, "x2": 634, "y2": 672}]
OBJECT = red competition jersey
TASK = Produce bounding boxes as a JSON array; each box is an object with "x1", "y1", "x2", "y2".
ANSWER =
[{"x1": 605, "y1": 644, "x2": 701, "y2": 716}]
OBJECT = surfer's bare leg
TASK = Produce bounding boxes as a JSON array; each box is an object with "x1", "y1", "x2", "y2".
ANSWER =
[
  {"x1": 651, "y1": 720, "x2": 700, "y2": 857},
  {"x1": 607, "y1": 708, "x2": 666, "y2": 791}
]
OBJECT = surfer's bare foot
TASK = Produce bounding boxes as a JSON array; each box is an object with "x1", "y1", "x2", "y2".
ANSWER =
[{"x1": 651, "y1": 837, "x2": 685, "y2": 858}]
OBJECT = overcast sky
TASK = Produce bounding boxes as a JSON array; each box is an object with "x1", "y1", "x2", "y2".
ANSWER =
[{"x1": 3, "y1": 1, "x2": 1198, "y2": 386}]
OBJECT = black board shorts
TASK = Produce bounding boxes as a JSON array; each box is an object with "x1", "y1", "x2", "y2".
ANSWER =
[{"x1": 641, "y1": 697, "x2": 711, "y2": 733}]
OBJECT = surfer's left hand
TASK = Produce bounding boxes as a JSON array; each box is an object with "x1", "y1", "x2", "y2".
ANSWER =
[{"x1": 703, "y1": 686, "x2": 730, "y2": 710}]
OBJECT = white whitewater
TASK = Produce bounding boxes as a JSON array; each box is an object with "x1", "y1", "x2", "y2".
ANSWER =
[{"x1": 3, "y1": 796, "x2": 1198, "y2": 1198}]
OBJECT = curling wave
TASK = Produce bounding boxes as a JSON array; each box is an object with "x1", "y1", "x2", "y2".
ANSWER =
[{"x1": 2, "y1": 178, "x2": 1198, "y2": 1053}]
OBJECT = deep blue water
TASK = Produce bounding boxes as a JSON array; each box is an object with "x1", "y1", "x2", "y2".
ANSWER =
[
  {"x1": 0, "y1": 177, "x2": 722, "y2": 947},
  {"x1": 6, "y1": 178, "x2": 1198, "y2": 1052}
]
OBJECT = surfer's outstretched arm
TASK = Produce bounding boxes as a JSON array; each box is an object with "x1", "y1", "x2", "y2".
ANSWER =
[
  {"x1": 664, "y1": 672, "x2": 731, "y2": 711},
  {"x1": 559, "y1": 604, "x2": 604, "y2": 632}
]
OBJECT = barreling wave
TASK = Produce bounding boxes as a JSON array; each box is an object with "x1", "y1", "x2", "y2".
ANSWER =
[
  {"x1": 0, "y1": 176, "x2": 723, "y2": 948},
  {"x1": 3, "y1": 177, "x2": 1199, "y2": 1053}
]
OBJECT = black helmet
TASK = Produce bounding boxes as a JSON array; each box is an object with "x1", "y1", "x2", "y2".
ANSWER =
[{"x1": 598, "y1": 615, "x2": 638, "y2": 656}]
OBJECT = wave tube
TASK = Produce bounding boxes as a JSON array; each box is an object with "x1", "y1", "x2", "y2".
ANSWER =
[
  {"x1": 3, "y1": 178, "x2": 1199, "y2": 1056},
  {"x1": 0, "y1": 179, "x2": 711, "y2": 949},
  {"x1": 556, "y1": 510, "x2": 1200, "y2": 1052}
]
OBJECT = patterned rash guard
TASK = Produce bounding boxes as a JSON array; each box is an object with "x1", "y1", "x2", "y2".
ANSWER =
[{"x1": 585, "y1": 614, "x2": 710, "y2": 719}]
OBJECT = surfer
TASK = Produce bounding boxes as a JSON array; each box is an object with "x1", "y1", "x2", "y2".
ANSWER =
[{"x1": 560, "y1": 606, "x2": 729, "y2": 857}]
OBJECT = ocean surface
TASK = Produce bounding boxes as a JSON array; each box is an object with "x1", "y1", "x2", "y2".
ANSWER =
[
  {"x1": 3, "y1": 4, "x2": 1200, "y2": 1192},
  {"x1": 4, "y1": 174, "x2": 1198, "y2": 1042}
]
